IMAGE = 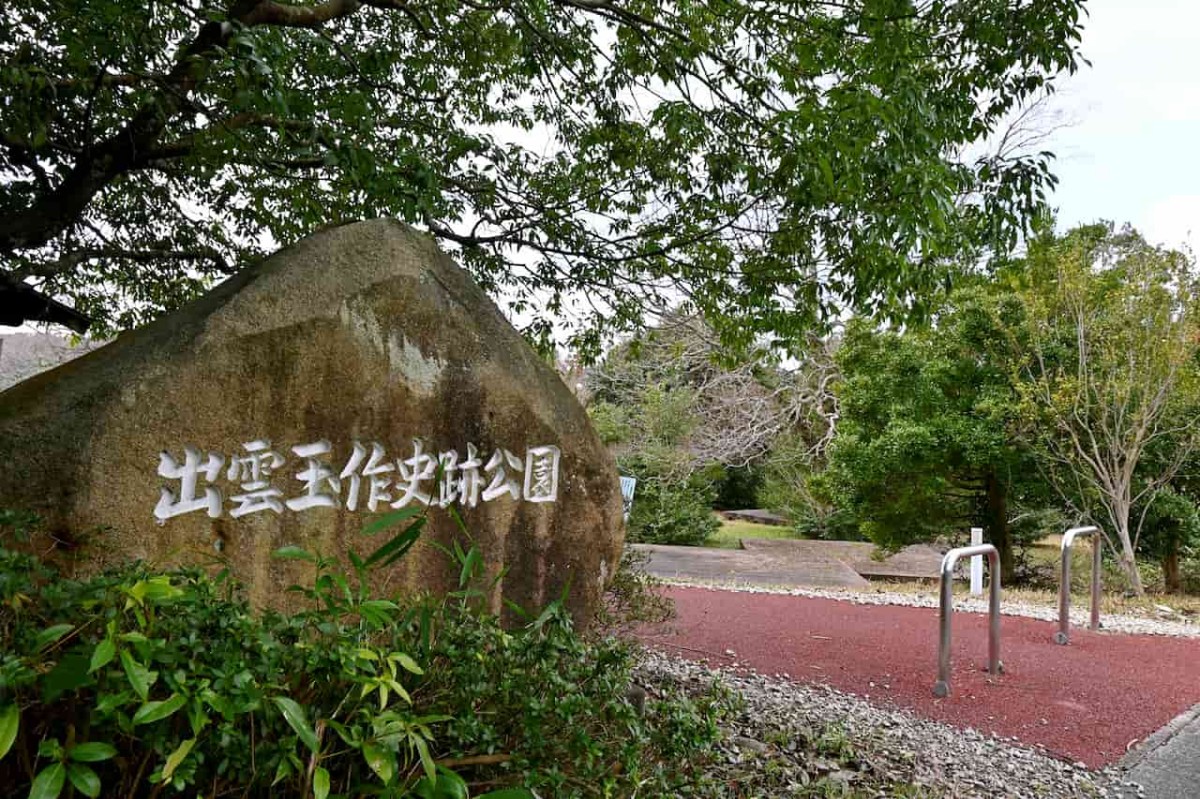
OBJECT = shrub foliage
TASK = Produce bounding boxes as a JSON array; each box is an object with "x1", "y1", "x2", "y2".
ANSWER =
[{"x1": 0, "y1": 512, "x2": 728, "y2": 798}]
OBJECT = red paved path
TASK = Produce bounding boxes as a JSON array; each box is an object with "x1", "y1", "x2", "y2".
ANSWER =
[{"x1": 640, "y1": 586, "x2": 1200, "y2": 767}]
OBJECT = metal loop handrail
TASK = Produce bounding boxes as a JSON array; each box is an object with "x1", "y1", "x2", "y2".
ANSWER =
[
  {"x1": 1055, "y1": 526, "x2": 1102, "y2": 645},
  {"x1": 933, "y1": 544, "x2": 1002, "y2": 698}
]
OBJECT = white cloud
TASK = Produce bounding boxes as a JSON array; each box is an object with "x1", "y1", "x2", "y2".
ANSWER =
[
  {"x1": 1139, "y1": 195, "x2": 1200, "y2": 254},
  {"x1": 1044, "y1": 1, "x2": 1200, "y2": 241}
]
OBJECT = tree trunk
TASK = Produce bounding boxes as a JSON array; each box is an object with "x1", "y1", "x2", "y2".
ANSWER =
[
  {"x1": 1115, "y1": 523, "x2": 1144, "y2": 595},
  {"x1": 984, "y1": 472, "x2": 1015, "y2": 584},
  {"x1": 1163, "y1": 543, "x2": 1182, "y2": 594}
]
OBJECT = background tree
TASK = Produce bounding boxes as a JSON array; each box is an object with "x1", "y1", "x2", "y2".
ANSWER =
[
  {"x1": 754, "y1": 334, "x2": 847, "y2": 536},
  {"x1": 1150, "y1": 449, "x2": 1200, "y2": 593},
  {"x1": 591, "y1": 382, "x2": 723, "y2": 546},
  {"x1": 2, "y1": 0, "x2": 1085, "y2": 352},
  {"x1": 587, "y1": 312, "x2": 807, "y2": 543},
  {"x1": 587, "y1": 313, "x2": 809, "y2": 470},
  {"x1": 1134, "y1": 487, "x2": 1200, "y2": 594},
  {"x1": 822, "y1": 285, "x2": 1036, "y2": 581},
  {"x1": 1012, "y1": 224, "x2": 1200, "y2": 595}
]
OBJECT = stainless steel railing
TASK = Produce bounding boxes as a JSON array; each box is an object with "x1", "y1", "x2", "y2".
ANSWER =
[
  {"x1": 933, "y1": 544, "x2": 1002, "y2": 698},
  {"x1": 1055, "y1": 526, "x2": 1102, "y2": 645}
]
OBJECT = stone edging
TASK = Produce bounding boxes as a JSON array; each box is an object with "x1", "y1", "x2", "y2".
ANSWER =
[{"x1": 1118, "y1": 701, "x2": 1200, "y2": 771}]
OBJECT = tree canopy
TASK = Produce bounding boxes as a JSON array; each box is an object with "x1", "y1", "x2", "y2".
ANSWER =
[
  {"x1": 1012, "y1": 223, "x2": 1200, "y2": 593},
  {"x1": 821, "y1": 285, "x2": 1033, "y2": 579},
  {"x1": 2, "y1": 0, "x2": 1085, "y2": 353},
  {"x1": 819, "y1": 223, "x2": 1200, "y2": 592}
]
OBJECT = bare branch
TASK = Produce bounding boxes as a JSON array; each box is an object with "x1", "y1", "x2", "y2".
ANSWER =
[{"x1": 16, "y1": 246, "x2": 230, "y2": 281}]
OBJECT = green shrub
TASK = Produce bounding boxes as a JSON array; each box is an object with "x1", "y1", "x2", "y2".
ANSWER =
[
  {"x1": 789, "y1": 506, "x2": 861, "y2": 541},
  {"x1": 625, "y1": 476, "x2": 720, "y2": 546},
  {"x1": 0, "y1": 512, "x2": 730, "y2": 798},
  {"x1": 756, "y1": 444, "x2": 863, "y2": 541},
  {"x1": 586, "y1": 401, "x2": 633, "y2": 446},
  {"x1": 590, "y1": 547, "x2": 675, "y2": 637},
  {"x1": 712, "y1": 465, "x2": 764, "y2": 511}
]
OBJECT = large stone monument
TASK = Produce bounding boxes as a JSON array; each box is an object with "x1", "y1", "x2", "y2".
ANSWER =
[{"x1": 0, "y1": 220, "x2": 624, "y2": 620}]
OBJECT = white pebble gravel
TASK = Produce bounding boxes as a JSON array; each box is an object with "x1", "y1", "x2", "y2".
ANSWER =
[{"x1": 638, "y1": 649, "x2": 1143, "y2": 798}]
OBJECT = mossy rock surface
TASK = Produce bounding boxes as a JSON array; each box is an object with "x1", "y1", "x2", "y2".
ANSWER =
[{"x1": 0, "y1": 219, "x2": 623, "y2": 620}]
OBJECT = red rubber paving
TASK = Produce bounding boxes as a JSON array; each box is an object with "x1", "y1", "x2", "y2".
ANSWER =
[{"x1": 640, "y1": 586, "x2": 1200, "y2": 768}]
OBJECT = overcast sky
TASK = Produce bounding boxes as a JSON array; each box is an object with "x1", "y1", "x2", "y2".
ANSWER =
[{"x1": 1046, "y1": 0, "x2": 1200, "y2": 253}]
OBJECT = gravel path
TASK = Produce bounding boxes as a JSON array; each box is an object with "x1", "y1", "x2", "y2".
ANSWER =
[
  {"x1": 638, "y1": 650, "x2": 1143, "y2": 798},
  {"x1": 658, "y1": 577, "x2": 1200, "y2": 638}
]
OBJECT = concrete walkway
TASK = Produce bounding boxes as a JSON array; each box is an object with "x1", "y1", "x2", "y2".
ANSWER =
[
  {"x1": 1124, "y1": 705, "x2": 1200, "y2": 798},
  {"x1": 633, "y1": 542, "x2": 870, "y2": 588},
  {"x1": 632, "y1": 539, "x2": 943, "y2": 588},
  {"x1": 740, "y1": 538, "x2": 944, "y2": 581}
]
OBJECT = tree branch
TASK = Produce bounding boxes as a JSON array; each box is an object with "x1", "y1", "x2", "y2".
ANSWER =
[
  {"x1": 15, "y1": 247, "x2": 230, "y2": 281},
  {"x1": 241, "y1": 0, "x2": 363, "y2": 28},
  {"x1": 144, "y1": 113, "x2": 322, "y2": 162}
]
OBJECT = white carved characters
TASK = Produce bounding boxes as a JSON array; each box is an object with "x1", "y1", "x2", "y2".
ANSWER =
[
  {"x1": 286, "y1": 440, "x2": 340, "y2": 512},
  {"x1": 523, "y1": 445, "x2": 561, "y2": 503},
  {"x1": 226, "y1": 439, "x2": 286, "y2": 518},
  {"x1": 154, "y1": 439, "x2": 562, "y2": 520},
  {"x1": 154, "y1": 447, "x2": 225, "y2": 520},
  {"x1": 482, "y1": 448, "x2": 523, "y2": 502}
]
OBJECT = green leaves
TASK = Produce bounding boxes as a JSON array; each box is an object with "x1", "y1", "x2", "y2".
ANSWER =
[
  {"x1": 455, "y1": 545, "x2": 482, "y2": 591},
  {"x1": 360, "y1": 507, "x2": 423, "y2": 537},
  {"x1": 412, "y1": 734, "x2": 435, "y2": 782},
  {"x1": 22, "y1": 738, "x2": 115, "y2": 798},
  {"x1": 1, "y1": 0, "x2": 1085, "y2": 355},
  {"x1": 272, "y1": 545, "x2": 318, "y2": 563},
  {"x1": 67, "y1": 742, "x2": 116, "y2": 762},
  {"x1": 33, "y1": 624, "x2": 74, "y2": 651},
  {"x1": 357, "y1": 599, "x2": 399, "y2": 627},
  {"x1": 161, "y1": 738, "x2": 196, "y2": 782},
  {"x1": 412, "y1": 766, "x2": 469, "y2": 799},
  {"x1": 272, "y1": 696, "x2": 319, "y2": 754},
  {"x1": 364, "y1": 519, "x2": 425, "y2": 569},
  {"x1": 313, "y1": 766, "x2": 330, "y2": 799},
  {"x1": 0, "y1": 512, "x2": 731, "y2": 798},
  {"x1": 29, "y1": 762, "x2": 66, "y2": 799},
  {"x1": 394, "y1": 652, "x2": 423, "y2": 676},
  {"x1": 26, "y1": 742, "x2": 110, "y2": 799},
  {"x1": 1010, "y1": 224, "x2": 1200, "y2": 593},
  {"x1": 0, "y1": 703, "x2": 18, "y2": 761},
  {"x1": 132, "y1": 695, "x2": 186, "y2": 724},
  {"x1": 362, "y1": 741, "x2": 395, "y2": 783},
  {"x1": 123, "y1": 576, "x2": 184, "y2": 608},
  {"x1": 88, "y1": 638, "x2": 115, "y2": 673},
  {"x1": 65, "y1": 763, "x2": 101, "y2": 798},
  {"x1": 824, "y1": 298, "x2": 1031, "y2": 562},
  {"x1": 133, "y1": 694, "x2": 187, "y2": 725},
  {"x1": 120, "y1": 649, "x2": 158, "y2": 701}
]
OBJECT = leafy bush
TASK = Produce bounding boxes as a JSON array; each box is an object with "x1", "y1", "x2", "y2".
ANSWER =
[
  {"x1": 590, "y1": 547, "x2": 675, "y2": 637},
  {"x1": 1135, "y1": 488, "x2": 1200, "y2": 592},
  {"x1": 755, "y1": 435, "x2": 863, "y2": 541},
  {"x1": 1007, "y1": 507, "x2": 1072, "y2": 587},
  {"x1": 625, "y1": 475, "x2": 721, "y2": 546},
  {"x1": 1176, "y1": 555, "x2": 1200, "y2": 595},
  {"x1": 712, "y1": 466, "x2": 764, "y2": 511},
  {"x1": 586, "y1": 401, "x2": 633, "y2": 446},
  {"x1": 0, "y1": 512, "x2": 731, "y2": 798},
  {"x1": 788, "y1": 506, "x2": 861, "y2": 542}
]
